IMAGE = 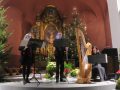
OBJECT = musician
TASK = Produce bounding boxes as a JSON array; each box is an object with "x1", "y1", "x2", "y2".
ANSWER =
[
  {"x1": 54, "y1": 32, "x2": 68, "y2": 83},
  {"x1": 19, "y1": 32, "x2": 34, "y2": 84},
  {"x1": 92, "y1": 46, "x2": 107, "y2": 81}
]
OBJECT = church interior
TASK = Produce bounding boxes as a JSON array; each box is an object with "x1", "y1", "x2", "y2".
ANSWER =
[
  {"x1": 4, "y1": 0, "x2": 112, "y2": 69},
  {"x1": 0, "y1": 0, "x2": 119, "y2": 90}
]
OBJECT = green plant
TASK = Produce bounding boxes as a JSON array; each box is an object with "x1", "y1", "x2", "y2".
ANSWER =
[
  {"x1": 64, "y1": 62, "x2": 73, "y2": 70},
  {"x1": 0, "y1": 8, "x2": 11, "y2": 60},
  {"x1": 116, "y1": 77, "x2": 120, "y2": 89},
  {"x1": 64, "y1": 62, "x2": 73, "y2": 75},
  {"x1": 44, "y1": 73, "x2": 51, "y2": 79},
  {"x1": 0, "y1": 3, "x2": 12, "y2": 81},
  {"x1": 63, "y1": 8, "x2": 87, "y2": 66},
  {"x1": 46, "y1": 62, "x2": 56, "y2": 76},
  {"x1": 47, "y1": 55, "x2": 55, "y2": 62},
  {"x1": 70, "y1": 68, "x2": 79, "y2": 77}
]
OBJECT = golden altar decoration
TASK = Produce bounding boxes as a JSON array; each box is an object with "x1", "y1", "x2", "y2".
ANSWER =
[{"x1": 31, "y1": 5, "x2": 63, "y2": 57}]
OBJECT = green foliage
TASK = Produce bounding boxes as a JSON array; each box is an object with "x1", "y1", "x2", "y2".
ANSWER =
[
  {"x1": 0, "y1": 4, "x2": 11, "y2": 81},
  {"x1": 64, "y1": 62, "x2": 73, "y2": 70},
  {"x1": 70, "y1": 68, "x2": 79, "y2": 77},
  {"x1": 0, "y1": 6, "x2": 11, "y2": 62},
  {"x1": 46, "y1": 62, "x2": 56, "y2": 72},
  {"x1": 46, "y1": 61, "x2": 56, "y2": 77},
  {"x1": 45, "y1": 61, "x2": 76, "y2": 78},
  {"x1": 63, "y1": 9, "x2": 87, "y2": 63},
  {"x1": 44, "y1": 73, "x2": 52, "y2": 79},
  {"x1": 47, "y1": 55, "x2": 55, "y2": 62},
  {"x1": 64, "y1": 62, "x2": 74, "y2": 76},
  {"x1": 116, "y1": 77, "x2": 120, "y2": 89}
]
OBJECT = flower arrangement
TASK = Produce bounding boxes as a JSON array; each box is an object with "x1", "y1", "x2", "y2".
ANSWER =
[
  {"x1": 45, "y1": 61, "x2": 77, "y2": 79},
  {"x1": 70, "y1": 69, "x2": 79, "y2": 77},
  {"x1": 64, "y1": 68, "x2": 71, "y2": 75},
  {"x1": 116, "y1": 70, "x2": 120, "y2": 74},
  {"x1": 64, "y1": 62, "x2": 73, "y2": 76},
  {"x1": 46, "y1": 62, "x2": 56, "y2": 77},
  {"x1": 116, "y1": 78, "x2": 120, "y2": 89},
  {"x1": 116, "y1": 70, "x2": 120, "y2": 80},
  {"x1": 0, "y1": 3, "x2": 12, "y2": 82},
  {"x1": 115, "y1": 69, "x2": 120, "y2": 89},
  {"x1": 44, "y1": 73, "x2": 52, "y2": 79}
]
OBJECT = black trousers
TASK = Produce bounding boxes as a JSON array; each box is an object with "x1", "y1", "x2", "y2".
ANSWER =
[
  {"x1": 22, "y1": 65, "x2": 31, "y2": 80},
  {"x1": 55, "y1": 55, "x2": 64, "y2": 80}
]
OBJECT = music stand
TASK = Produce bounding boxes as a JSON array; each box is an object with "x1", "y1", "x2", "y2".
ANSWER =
[
  {"x1": 88, "y1": 54, "x2": 108, "y2": 64},
  {"x1": 28, "y1": 39, "x2": 44, "y2": 85}
]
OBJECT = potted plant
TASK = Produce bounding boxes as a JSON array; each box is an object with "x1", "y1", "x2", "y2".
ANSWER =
[
  {"x1": 64, "y1": 62, "x2": 73, "y2": 76},
  {"x1": 70, "y1": 68, "x2": 79, "y2": 77},
  {"x1": 46, "y1": 62, "x2": 56, "y2": 77}
]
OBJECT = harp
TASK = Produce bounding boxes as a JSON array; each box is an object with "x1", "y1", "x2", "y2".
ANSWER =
[{"x1": 76, "y1": 28, "x2": 92, "y2": 84}]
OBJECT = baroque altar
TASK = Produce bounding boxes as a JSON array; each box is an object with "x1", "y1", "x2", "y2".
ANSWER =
[{"x1": 31, "y1": 5, "x2": 63, "y2": 58}]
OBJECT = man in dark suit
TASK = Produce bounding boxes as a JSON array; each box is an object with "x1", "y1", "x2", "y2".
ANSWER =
[
  {"x1": 20, "y1": 47, "x2": 33, "y2": 83},
  {"x1": 54, "y1": 32, "x2": 68, "y2": 83},
  {"x1": 19, "y1": 32, "x2": 34, "y2": 84}
]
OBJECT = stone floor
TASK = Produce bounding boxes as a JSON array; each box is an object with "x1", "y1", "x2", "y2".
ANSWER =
[{"x1": 0, "y1": 74, "x2": 117, "y2": 90}]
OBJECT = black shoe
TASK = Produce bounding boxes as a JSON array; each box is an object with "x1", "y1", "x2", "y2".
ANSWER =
[
  {"x1": 60, "y1": 78, "x2": 66, "y2": 82},
  {"x1": 56, "y1": 79, "x2": 59, "y2": 83},
  {"x1": 23, "y1": 79, "x2": 26, "y2": 85},
  {"x1": 26, "y1": 79, "x2": 30, "y2": 83}
]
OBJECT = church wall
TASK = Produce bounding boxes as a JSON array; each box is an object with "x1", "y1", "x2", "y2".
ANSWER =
[
  {"x1": 6, "y1": 6, "x2": 23, "y2": 67},
  {"x1": 1, "y1": 0, "x2": 112, "y2": 67}
]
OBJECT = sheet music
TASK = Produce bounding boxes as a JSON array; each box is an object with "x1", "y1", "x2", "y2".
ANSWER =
[
  {"x1": 41, "y1": 41, "x2": 46, "y2": 48},
  {"x1": 20, "y1": 40, "x2": 29, "y2": 49},
  {"x1": 88, "y1": 54, "x2": 108, "y2": 64}
]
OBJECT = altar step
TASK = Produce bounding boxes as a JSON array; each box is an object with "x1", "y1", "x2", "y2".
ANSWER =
[{"x1": 0, "y1": 81, "x2": 116, "y2": 90}]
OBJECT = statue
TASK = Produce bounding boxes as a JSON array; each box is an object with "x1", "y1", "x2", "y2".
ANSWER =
[
  {"x1": 46, "y1": 31, "x2": 55, "y2": 58},
  {"x1": 31, "y1": 21, "x2": 41, "y2": 39},
  {"x1": 46, "y1": 32, "x2": 55, "y2": 44}
]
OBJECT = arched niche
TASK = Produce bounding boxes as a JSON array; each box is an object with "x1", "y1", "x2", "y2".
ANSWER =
[{"x1": 44, "y1": 23, "x2": 59, "y2": 44}]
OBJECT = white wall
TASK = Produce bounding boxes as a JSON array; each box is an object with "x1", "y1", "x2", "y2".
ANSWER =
[
  {"x1": 107, "y1": 0, "x2": 120, "y2": 59},
  {"x1": 117, "y1": 0, "x2": 120, "y2": 12},
  {"x1": 107, "y1": 0, "x2": 120, "y2": 48}
]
